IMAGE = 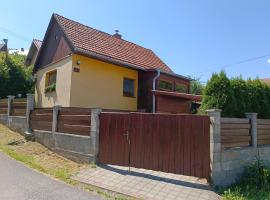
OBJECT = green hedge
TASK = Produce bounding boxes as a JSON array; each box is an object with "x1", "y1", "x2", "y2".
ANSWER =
[
  {"x1": 0, "y1": 52, "x2": 34, "y2": 98},
  {"x1": 200, "y1": 71, "x2": 270, "y2": 118}
]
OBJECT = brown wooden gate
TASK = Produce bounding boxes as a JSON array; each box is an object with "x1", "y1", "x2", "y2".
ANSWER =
[{"x1": 99, "y1": 112, "x2": 210, "y2": 179}]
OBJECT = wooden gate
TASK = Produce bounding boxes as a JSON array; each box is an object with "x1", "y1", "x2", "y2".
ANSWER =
[{"x1": 99, "y1": 112, "x2": 210, "y2": 179}]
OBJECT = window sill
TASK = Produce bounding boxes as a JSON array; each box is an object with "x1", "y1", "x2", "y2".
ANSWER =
[
  {"x1": 158, "y1": 88, "x2": 173, "y2": 92},
  {"x1": 45, "y1": 90, "x2": 56, "y2": 94},
  {"x1": 123, "y1": 95, "x2": 136, "y2": 98}
]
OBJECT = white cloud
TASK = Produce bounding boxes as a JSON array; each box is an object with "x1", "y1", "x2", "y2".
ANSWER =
[{"x1": 267, "y1": 58, "x2": 270, "y2": 64}]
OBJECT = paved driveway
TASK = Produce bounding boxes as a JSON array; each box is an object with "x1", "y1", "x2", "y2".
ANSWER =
[
  {"x1": 73, "y1": 164, "x2": 221, "y2": 200},
  {"x1": 0, "y1": 152, "x2": 101, "y2": 200}
]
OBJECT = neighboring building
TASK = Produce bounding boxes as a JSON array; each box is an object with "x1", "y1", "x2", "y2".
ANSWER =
[
  {"x1": 0, "y1": 43, "x2": 6, "y2": 52},
  {"x1": 34, "y1": 13, "x2": 201, "y2": 113},
  {"x1": 9, "y1": 48, "x2": 29, "y2": 56},
  {"x1": 261, "y1": 78, "x2": 270, "y2": 85},
  {"x1": 25, "y1": 39, "x2": 42, "y2": 66}
]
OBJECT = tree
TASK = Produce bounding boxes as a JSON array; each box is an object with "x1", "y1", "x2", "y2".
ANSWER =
[
  {"x1": 0, "y1": 52, "x2": 34, "y2": 98},
  {"x1": 200, "y1": 71, "x2": 235, "y2": 116},
  {"x1": 200, "y1": 71, "x2": 270, "y2": 118},
  {"x1": 189, "y1": 77, "x2": 205, "y2": 95}
]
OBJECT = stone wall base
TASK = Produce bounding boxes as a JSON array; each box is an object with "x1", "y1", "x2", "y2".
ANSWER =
[
  {"x1": 213, "y1": 147, "x2": 270, "y2": 186},
  {"x1": 0, "y1": 115, "x2": 27, "y2": 135},
  {"x1": 0, "y1": 114, "x2": 8, "y2": 125},
  {"x1": 33, "y1": 130, "x2": 94, "y2": 163},
  {"x1": 7, "y1": 116, "x2": 27, "y2": 134}
]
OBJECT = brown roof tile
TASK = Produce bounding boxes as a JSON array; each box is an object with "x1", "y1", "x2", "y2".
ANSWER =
[
  {"x1": 261, "y1": 78, "x2": 270, "y2": 85},
  {"x1": 33, "y1": 39, "x2": 42, "y2": 50},
  {"x1": 54, "y1": 14, "x2": 173, "y2": 73}
]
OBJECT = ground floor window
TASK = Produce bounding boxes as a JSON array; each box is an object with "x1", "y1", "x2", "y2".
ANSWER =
[
  {"x1": 123, "y1": 78, "x2": 135, "y2": 97},
  {"x1": 45, "y1": 70, "x2": 57, "y2": 93}
]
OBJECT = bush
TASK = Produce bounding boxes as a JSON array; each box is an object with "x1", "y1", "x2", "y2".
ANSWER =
[
  {"x1": 200, "y1": 71, "x2": 270, "y2": 118},
  {"x1": 45, "y1": 83, "x2": 56, "y2": 93},
  {"x1": 0, "y1": 52, "x2": 34, "y2": 98},
  {"x1": 190, "y1": 77, "x2": 205, "y2": 95},
  {"x1": 221, "y1": 158, "x2": 270, "y2": 200}
]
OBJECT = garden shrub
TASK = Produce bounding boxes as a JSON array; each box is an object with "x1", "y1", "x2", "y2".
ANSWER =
[
  {"x1": 221, "y1": 158, "x2": 270, "y2": 200},
  {"x1": 0, "y1": 52, "x2": 34, "y2": 98},
  {"x1": 201, "y1": 71, "x2": 270, "y2": 118}
]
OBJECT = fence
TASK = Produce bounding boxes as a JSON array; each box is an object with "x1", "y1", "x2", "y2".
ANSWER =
[
  {"x1": 57, "y1": 107, "x2": 91, "y2": 136},
  {"x1": 11, "y1": 98, "x2": 27, "y2": 116},
  {"x1": 29, "y1": 107, "x2": 100, "y2": 163},
  {"x1": 0, "y1": 95, "x2": 98, "y2": 163},
  {"x1": 257, "y1": 119, "x2": 270, "y2": 145},
  {"x1": 0, "y1": 96, "x2": 31, "y2": 133},
  {"x1": 99, "y1": 112, "x2": 210, "y2": 179},
  {"x1": 208, "y1": 110, "x2": 270, "y2": 187},
  {"x1": 30, "y1": 108, "x2": 53, "y2": 131},
  {"x1": 3, "y1": 95, "x2": 270, "y2": 186},
  {"x1": 29, "y1": 107, "x2": 92, "y2": 136},
  {"x1": 0, "y1": 97, "x2": 27, "y2": 116},
  {"x1": 0, "y1": 99, "x2": 8, "y2": 114},
  {"x1": 221, "y1": 118, "x2": 251, "y2": 148},
  {"x1": 219, "y1": 116, "x2": 270, "y2": 149}
]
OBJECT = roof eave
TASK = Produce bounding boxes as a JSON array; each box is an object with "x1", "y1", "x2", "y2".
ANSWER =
[
  {"x1": 161, "y1": 71, "x2": 193, "y2": 81},
  {"x1": 74, "y1": 48, "x2": 145, "y2": 71},
  {"x1": 153, "y1": 90, "x2": 202, "y2": 101},
  {"x1": 144, "y1": 69, "x2": 192, "y2": 81}
]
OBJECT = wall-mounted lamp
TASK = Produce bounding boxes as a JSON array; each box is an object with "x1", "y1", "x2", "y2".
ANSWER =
[{"x1": 76, "y1": 60, "x2": 81, "y2": 65}]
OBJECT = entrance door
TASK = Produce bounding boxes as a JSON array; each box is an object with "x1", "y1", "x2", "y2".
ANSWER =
[{"x1": 99, "y1": 113, "x2": 130, "y2": 166}]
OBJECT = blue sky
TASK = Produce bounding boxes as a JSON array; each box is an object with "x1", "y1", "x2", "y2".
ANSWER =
[{"x1": 1, "y1": 0, "x2": 270, "y2": 82}]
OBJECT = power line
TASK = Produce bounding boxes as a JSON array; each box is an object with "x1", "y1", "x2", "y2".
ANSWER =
[
  {"x1": 0, "y1": 27, "x2": 32, "y2": 42},
  {"x1": 190, "y1": 53, "x2": 270, "y2": 76}
]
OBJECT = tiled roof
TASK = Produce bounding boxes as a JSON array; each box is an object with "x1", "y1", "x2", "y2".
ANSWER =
[
  {"x1": 33, "y1": 39, "x2": 42, "y2": 50},
  {"x1": 261, "y1": 78, "x2": 270, "y2": 85},
  {"x1": 153, "y1": 90, "x2": 202, "y2": 101},
  {"x1": 54, "y1": 14, "x2": 173, "y2": 73},
  {"x1": 0, "y1": 43, "x2": 5, "y2": 51}
]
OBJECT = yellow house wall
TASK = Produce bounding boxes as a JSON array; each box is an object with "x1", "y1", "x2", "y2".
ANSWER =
[
  {"x1": 70, "y1": 54, "x2": 138, "y2": 111},
  {"x1": 35, "y1": 56, "x2": 73, "y2": 107}
]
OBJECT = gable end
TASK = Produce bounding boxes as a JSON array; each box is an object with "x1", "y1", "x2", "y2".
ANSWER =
[{"x1": 34, "y1": 15, "x2": 73, "y2": 71}]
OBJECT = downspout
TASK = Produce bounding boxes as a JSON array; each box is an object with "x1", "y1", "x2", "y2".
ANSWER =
[{"x1": 152, "y1": 69, "x2": 161, "y2": 113}]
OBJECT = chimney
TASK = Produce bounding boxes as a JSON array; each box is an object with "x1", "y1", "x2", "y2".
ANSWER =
[
  {"x1": 113, "y1": 30, "x2": 122, "y2": 39},
  {"x1": 3, "y1": 39, "x2": 8, "y2": 51}
]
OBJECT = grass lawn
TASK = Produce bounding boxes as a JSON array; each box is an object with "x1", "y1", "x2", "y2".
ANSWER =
[{"x1": 0, "y1": 124, "x2": 133, "y2": 200}]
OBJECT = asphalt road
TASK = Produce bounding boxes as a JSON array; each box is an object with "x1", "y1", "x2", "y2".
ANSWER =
[{"x1": 0, "y1": 152, "x2": 102, "y2": 200}]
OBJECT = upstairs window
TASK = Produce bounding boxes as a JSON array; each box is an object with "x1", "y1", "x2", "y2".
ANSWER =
[
  {"x1": 123, "y1": 78, "x2": 135, "y2": 97},
  {"x1": 45, "y1": 70, "x2": 57, "y2": 93},
  {"x1": 159, "y1": 80, "x2": 173, "y2": 91},
  {"x1": 175, "y1": 83, "x2": 188, "y2": 93}
]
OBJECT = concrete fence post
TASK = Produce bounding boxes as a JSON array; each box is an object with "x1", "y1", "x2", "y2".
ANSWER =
[
  {"x1": 52, "y1": 105, "x2": 61, "y2": 133},
  {"x1": 245, "y1": 113, "x2": 258, "y2": 148},
  {"x1": 25, "y1": 94, "x2": 35, "y2": 136},
  {"x1": 7, "y1": 95, "x2": 15, "y2": 116},
  {"x1": 90, "y1": 108, "x2": 102, "y2": 163},
  {"x1": 207, "y1": 109, "x2": 222, "y2": 185}
]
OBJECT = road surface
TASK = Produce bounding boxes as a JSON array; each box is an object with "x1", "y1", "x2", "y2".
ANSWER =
[{"x1": 0, "y1": 152, "x2": 102, "y2": 200}]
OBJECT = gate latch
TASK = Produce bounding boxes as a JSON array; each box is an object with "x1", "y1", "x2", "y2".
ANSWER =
[{"x1": 123, "y1": 130, "x2": 129, "y2": 141}]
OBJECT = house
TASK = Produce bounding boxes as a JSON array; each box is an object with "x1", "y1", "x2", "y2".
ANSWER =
[
  {"x1": 261, "y1": 78, "x2": 270, "y2": 85},
  {"x1": 0, "y1": 43, "x2": 6, "y2": 52},
  {"x1": 34, "y1": 13, "x2": 201, "y2": 113},
  {"x1": 9, "y1": 48, "x2": 28, "y2": 56},
  {"x1": 25, "y1": 39, "x2": 42, "y2": 66},
  {"x1": 0, "y1": 40, "x2": 7, "y2": 52}
]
